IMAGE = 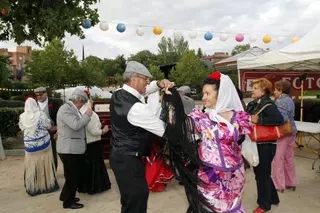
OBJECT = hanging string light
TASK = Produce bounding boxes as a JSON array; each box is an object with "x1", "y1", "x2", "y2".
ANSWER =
[{"x1": 93, "y1": 21, "x2": 298, "y2": 43}]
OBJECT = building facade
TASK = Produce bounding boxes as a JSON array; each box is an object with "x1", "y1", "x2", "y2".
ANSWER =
[{"x1": 0, "y1": 46, "x2": 32, "y2": 81}]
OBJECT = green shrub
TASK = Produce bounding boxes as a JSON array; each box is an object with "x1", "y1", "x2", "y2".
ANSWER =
[
  {"x1": 0, "y1": 108, "x2": 24, "y2": 138},
  {"x1": 0, "y1": 90, "x2": 12, "y2": 100},
  {"x1": 0, "y1": 100, "x2": 25, "y2": 108},
  {"x1": 10, "y1": 95, "x2": 26, "y2": 102}
]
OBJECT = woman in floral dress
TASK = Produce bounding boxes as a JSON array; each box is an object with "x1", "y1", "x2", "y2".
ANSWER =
[{"x1": 188, "y1": 72, "x2": 252, "y2": 212}]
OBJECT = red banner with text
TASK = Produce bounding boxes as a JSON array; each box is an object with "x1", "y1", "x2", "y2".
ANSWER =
[{"x1": 239, "y1": 70, "x2": 320, "y2": 92}]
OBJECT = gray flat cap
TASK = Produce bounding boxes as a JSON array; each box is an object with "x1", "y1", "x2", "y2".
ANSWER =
[
  {"x1": 177, "y1": 86, "x2": 191, "y2": 94},
  {"x1": 72, "y1": 88, "x2": 89, "y2": 101},
  {"x1": 34, "y1": 87, "x2": 47, "y2": 93},
  {"x1": 124, "y1": 61, "x2": 152, "y2": 78}
]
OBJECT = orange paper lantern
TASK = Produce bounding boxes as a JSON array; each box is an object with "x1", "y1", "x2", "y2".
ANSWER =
[
  {"x1": 263, "y1": 35, "x2": 272, "y2": 43},
  {"x1": 292, "y1": 36, "x2": 300, "y2": 43},
  {"x1": 153, "y1": 26, "x2": 162, "y2": 35}
]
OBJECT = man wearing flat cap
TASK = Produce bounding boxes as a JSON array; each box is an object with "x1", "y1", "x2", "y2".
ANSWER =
[
  {"x1": 110, "y1": 61, "x2": 175, "y2": 213},
  {"x1": 34, "y1": 86, "x2": 62, "y2": 169},
  {"x1": 56, "y1": 88, "x2": 93, "y2": 209},
  {"x1": 177, "y1": 85, "x2": 196, "y2": 115}
]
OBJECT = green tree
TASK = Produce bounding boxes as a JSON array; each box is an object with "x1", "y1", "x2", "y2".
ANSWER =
[
  {"x1": 25, "y1": 39, "x2": 80, "y2": 89},
  {"x1": 149, "y1": 65, "x2": 164, "y2": 80},
  {"x1": 157, "y1": 36, "x2": 189, "y2": 64},
  {"x1": 169, "y1": 50, "x2": 210, "y2": 86},
  {"x1": 0, "y1": 55, "x2": 10, "y2": 86},
  {"x1": 231, "y1": 44, "x2": 250, "y2": 56},
  {"x1": 197, "y1": 48, "x2": 203, "y2": 58},
  {"x1": 77, "y1": 55, "x2": 106, "y2": 88},
  {"x1": 0, "y1": 0, "x2": 100, "y2": 45},
  {"x1": 114, "y1": 73, "x2": 123, "y2": 86},
  {"x1": 128, "y1": 50, "x2": 159, "y2": 68},
  {"x1": 101, "y1": 55, "x2": 126, "y2": 77}
]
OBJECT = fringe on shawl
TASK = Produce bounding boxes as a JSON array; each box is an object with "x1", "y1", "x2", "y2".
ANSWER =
[{"x1": 24, "y1": 146, "x2": 59, "y2": 196}]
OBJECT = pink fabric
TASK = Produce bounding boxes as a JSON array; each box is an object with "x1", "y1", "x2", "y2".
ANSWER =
[
  {"x1": 189, "y1": 109, "x2": 252, "y2": 213},
  {"x1": 272, "y1": 134, "x2": 297, "y2": 190}
]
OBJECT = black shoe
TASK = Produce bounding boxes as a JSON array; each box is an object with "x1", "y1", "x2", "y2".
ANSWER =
[
  {"x1": 60, "y1": 197, "x2": 80, "y2": 202},
  {"x1": 63, "y1": 203, "x2": 84, "y2": 209}
]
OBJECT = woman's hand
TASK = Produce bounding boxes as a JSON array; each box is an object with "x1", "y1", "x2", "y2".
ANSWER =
[
  {"x1": 250, "y1": 115, "x2": 259, "y2": 123},
  {"x1": 102, "y1": 125, "x2": 109, "y2": 134}
]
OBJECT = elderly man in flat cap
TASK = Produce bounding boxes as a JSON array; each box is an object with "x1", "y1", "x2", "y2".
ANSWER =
[
  {"x1": 110, "y1": 61, "x2": 174, "y2": 213},
  {"x1": 56, "y1": 88, "x2": 93, "y2": 209},
  {"x1": 34, "y1": 87, "x2": 62, "y2": 169},
  {"x1": 177, "y1": 86, "x2": 196, "y2": 115}
]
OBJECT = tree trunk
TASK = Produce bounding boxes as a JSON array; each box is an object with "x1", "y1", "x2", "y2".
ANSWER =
[{"x1": 0, "y1": 133, "x2": 6, "y2": 160}]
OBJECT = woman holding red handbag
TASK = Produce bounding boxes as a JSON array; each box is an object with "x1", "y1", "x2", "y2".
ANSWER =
[{"x1": 246, "y1": 78, "x2": 284, "y2": 213}]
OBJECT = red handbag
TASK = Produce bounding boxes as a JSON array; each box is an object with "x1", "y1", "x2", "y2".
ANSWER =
[{"x1": 249, "y1": 104, "x2": 284, "y2": 142}]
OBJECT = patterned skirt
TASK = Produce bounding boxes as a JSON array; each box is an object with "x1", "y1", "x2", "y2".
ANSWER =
[{"x1": 24, "y1": 145, "x2": 59, "y2": 196}]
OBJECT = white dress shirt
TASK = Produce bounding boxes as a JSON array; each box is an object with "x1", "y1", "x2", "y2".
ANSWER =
[
  {"x1": 38, "y1": 98, "x2": 48, "y2": 110},
  {"x1": 123, "y1": 81, "x2": 165, "y2": 137}
]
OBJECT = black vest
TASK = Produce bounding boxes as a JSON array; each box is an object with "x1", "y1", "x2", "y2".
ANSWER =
[{"x1": 110, "y1": 89, "x2": 152, "y2": 156}]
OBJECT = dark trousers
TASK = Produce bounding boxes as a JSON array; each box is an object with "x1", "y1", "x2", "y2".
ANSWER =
[
  {"x1": 110, "y1": 150, "x2": 149, "y2": 213},
  {"x1": 59, "y1": 154, "x2": 84, "y2": 208},
  {"x1": 50, "y1": 133, "x2": 58, "y2": 169},
  {"x1": 253, "y1": 143, "x2": 280, "y2": 211}
]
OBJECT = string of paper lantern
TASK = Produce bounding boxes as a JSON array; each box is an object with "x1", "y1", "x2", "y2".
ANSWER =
[
  {"x1": 0, "y1": 84, "x2": 82, "y2": 92},
  {"x1": 82, "y1": 19, "x2": 301, "y2": 44}
]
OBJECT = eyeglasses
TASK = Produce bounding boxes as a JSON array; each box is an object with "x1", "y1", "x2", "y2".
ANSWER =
[{"x1": 35, "y1": 93, "x2": 44, "y2": 97}]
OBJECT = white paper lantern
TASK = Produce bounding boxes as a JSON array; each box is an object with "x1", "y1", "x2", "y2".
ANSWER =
[
  {"x1": 173, "y1": 30, "x2": 182, "y2": 39},
  {"x1": 277, "y1": 36, "x2": 284, "y2": 44},
  {"x1": 189, "y1": 31, "x2": 197, "y2": 39},
  {"x1": 219, "y1": 33, "x2": 228, "y2": 42},
  {"x1": 249, "y1": 35, "x2": 257, "y2": 43},
  {"x1": 99, "y1": 22, "x2": 109, "y2": 31},
  {"x1": 136, "y1": 27, "x2": 144, "y2": 36}
]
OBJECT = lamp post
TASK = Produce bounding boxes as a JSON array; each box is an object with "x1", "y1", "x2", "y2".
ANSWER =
[{"x1": 298, "y1": 73, "x2": 307, "y2": 147}]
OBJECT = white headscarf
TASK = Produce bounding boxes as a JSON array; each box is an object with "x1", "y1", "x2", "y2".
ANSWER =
[
  {"x1": 205, "y1": 73, "x2": 244, "y2": 131},
  {"x1": 19, "y1": 98, "x2": 42, "y2": 134}
]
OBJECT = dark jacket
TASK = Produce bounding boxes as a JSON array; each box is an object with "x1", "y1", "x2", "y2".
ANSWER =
[
  {"x1": 246, "y1": 95, "x2": 284, "y2": 126},
  {"x1": 48, "y1": 98, "x2": 62, "y2": 126}
]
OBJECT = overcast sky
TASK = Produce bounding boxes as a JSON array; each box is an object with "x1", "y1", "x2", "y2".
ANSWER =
[{"x1": 1, "y1": 0, "x2": 319, "y2": 59}]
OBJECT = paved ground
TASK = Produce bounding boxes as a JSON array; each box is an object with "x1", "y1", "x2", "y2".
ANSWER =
[{"x1": 1, "y1": 143, "x2": 320, "y2": 213}]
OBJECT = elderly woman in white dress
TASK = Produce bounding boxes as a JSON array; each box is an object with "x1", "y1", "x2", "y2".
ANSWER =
[
  {"x1": 77, "y1": 94, "x2": 111, "y2": 194},
  {"x1": 19, "y1": 97, "x2": 59, "y2": 196}
]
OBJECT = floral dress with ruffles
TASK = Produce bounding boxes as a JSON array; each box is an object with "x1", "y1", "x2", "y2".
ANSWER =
[{"x1": 189, "y1": 109, "x2": 252, "y2": 213}]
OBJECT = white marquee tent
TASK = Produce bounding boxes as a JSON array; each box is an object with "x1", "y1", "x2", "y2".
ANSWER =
[
  {"x1": 237, "y1": 23, "x2": 320, "y2": 71},
  {"x1": 55, "y1": 86, "x2": 112, "y2": 102}
]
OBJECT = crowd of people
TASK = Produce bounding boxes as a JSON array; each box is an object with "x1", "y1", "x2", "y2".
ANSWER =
[{"x1": 18, "y1": 61, "x2": 298, "y2": 213}]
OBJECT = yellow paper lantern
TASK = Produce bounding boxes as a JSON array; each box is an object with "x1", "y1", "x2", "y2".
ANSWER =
[
  {"x1": 292, "y1": 36, "x2": 300, "y2": 43},
  {"x1": 153, "y1": 26, "x2": 162, "y2": 35},
  {"x1": 263, "y1": 35, "x2": 272, "y2": 44}
]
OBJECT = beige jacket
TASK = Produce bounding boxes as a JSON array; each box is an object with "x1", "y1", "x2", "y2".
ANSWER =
[{"x1": 85, "y1": 111, "x2": 103, "y2": 143}]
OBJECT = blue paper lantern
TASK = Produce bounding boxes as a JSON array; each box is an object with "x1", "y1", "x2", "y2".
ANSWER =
[
  {"x1": 204, "y1": 32, "x2": 213, "y2": 41},
  {"x1": 82, "y1": 19, "x2": 92, "y2": 29},
  {"x1": 117, "y1": 23, "x2": 126, "y2": 33}
]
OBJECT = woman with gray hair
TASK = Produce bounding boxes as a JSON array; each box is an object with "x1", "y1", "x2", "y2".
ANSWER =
[{"x1": 78, "y1": 92, "x2": 111, "y2": 194}]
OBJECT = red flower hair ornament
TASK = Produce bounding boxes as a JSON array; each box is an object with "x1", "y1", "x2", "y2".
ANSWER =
[
  {"x1": 84, "y1": 90, "x2": 89, "y2": 95},
  {"x1": 25, "y1": 95, "x2": 34, "y2": 101},
  {"x1": 209, "y1": 72, "x2": 221, "y2": 80}
]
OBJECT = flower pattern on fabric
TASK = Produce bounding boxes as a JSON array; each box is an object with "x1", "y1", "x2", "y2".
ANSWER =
[
  {"x1": 189, "y1": 109, "x2": 252, "y2": 213},
  {"x1": 24, "y1": 120, "x2": 51, "y2": 153}
]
